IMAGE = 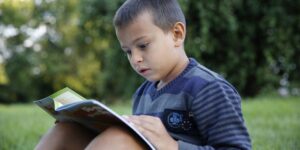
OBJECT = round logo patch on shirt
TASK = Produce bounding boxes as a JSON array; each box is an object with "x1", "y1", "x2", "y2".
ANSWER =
[
  {"x1": 162, "y1": 109, "x2": 197, "y2": 134},
  {"x1": 167, "y1": 112, "x2": 183, "y2": 128}
]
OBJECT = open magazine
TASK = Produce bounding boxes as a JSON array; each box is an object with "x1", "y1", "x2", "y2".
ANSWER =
[{"x1": 34, "y1": 87, "x2": 155, "y2": 150}]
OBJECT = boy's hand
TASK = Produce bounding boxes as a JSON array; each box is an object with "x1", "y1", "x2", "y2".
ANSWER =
[{"x1": 125, "y1": 115, "x2": 178, "y2": 150}]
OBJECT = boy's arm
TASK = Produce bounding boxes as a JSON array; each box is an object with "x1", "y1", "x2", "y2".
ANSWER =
[
  {"x1": 176, "y1": 80, "x2": 251, "y2": 150},
  {"x1": 128, "y1": 80, "x2": 251, "y2": 150}
]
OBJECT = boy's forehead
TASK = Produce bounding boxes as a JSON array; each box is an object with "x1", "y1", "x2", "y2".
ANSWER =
[{"x1": 116, "y1": 22, "x2": 150, "y2": 41}]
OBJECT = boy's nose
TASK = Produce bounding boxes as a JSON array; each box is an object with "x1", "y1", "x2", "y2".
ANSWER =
[{"x1": 131, "y1": 51, "x2": 143, "y2": 64}]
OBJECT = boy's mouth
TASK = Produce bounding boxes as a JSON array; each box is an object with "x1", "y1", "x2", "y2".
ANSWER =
[{"x1": 138, "y1": 68, "x2": 150, "y2": 74}]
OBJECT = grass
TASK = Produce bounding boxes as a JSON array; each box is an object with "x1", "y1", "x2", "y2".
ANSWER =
[
  {"x1": 0, "y1": 101, "x2": 132, "y2": 150},
  {"x1": 0, "y1": 97, "x2": 299, "y2": 150},
  {"x1": 242, "y1": 97, "x2": 300, "y2": 150}
]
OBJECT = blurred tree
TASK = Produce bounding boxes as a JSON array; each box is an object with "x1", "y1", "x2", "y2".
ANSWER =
[
  {"x1": 78, "y1": 0, "x2": 144, "y2": 100},
  {"x1": 0, "y1": 0, "x2": 102, "y2": 102},
  {"x1": 185, "y1": 0, "x2": 300, "y2": 96},
  {"x1": 0, "y1": 0, "x2": 299, "y2": 103},
  {"x1": 0, "y1": 64, "x2": 8, "y2": 84}
]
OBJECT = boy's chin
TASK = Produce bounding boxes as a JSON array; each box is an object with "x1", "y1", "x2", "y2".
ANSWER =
[
  {"x1": 138, "y1": 72, "x2": 160, "y2": 82},
  {"x1": 143, "y1": 77, "x2": 159, "y2": 82}
]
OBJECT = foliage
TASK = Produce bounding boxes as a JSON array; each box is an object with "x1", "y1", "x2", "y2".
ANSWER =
[
  {"x1": 0, "y1": 0, "x2": 299, "y2": 103},
  {"x1": 185, "y1": 0, "x2": 300, "y2": 96}
]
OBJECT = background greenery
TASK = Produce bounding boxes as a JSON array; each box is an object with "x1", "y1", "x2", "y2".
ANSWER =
[
  {"x1": 0, "y1": 97, "x2": 299, "y2": 150},
  {"x1": 0, "y1": 1, "x2": 299, "y2": 149},
  {"x1": 0, "y1": 0, "x2": 299, "y2": 103}
]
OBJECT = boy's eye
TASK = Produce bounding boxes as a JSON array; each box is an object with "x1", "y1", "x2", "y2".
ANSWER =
[
  {"x1": 138, "y1": 43, "x2": 149, "y2": 49},
  {"x1": 124, "y1": 50, "x2": 132, "y2": 56}
]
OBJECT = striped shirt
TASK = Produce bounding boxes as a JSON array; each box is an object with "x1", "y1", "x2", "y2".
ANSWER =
[{"x1": 132, "y1": 58, "x2": 252, "y2": 150}]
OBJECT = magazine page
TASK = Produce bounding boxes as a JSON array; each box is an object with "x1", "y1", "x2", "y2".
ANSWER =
[
  {"x1": 50, "y1": 87, "x2": 85, "y2": 109},
  {"x1": 56, "y1": 100, "x2": 155, "y2": 150},
  {"x1": 34, "y1": 97, "x2": 57, "y2": 118},
  {"x1": 34, "y1": 87, "x2": 156, "y2": 150}
]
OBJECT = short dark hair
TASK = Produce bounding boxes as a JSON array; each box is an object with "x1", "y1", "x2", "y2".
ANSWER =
[{"x1": 113, "y1": 0, "x2": 186, "y2": 32}]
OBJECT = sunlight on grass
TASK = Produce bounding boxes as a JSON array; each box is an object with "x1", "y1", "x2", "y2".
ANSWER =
[
  {"x1": 242, "y1": 97, "x2": 300, "y2": 150},
  {"x1": 0, "y1": 104, "x2": 54, "y2": 150},
  {"x1": 0, "y1": 101, "x2": 132, "y2": 150},
  {"x1": 0, "y1": 97, "x2": 299, "y2": 150}
]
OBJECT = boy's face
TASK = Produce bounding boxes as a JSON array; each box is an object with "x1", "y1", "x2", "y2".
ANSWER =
[{"x1": 116, "y1": 11, "x2": 184, "y2": 82}]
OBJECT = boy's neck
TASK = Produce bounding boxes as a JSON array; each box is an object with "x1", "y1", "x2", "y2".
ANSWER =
[{"x1": 156, "y1": 55, "x2": 189, "y2": 90}]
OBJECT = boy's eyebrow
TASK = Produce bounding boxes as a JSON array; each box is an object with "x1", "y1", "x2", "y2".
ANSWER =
[
  {"x1": 132, "y1": 36, "x2": 147, "y2": 44},
  {"x1": 121, "y1": 36, "x2": 148, "y2": 50},
  {"x1": 121, "y1": 46, "x2": 129, "y2": 50}
]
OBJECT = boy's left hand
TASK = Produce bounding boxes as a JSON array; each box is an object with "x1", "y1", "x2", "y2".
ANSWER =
[{"x1": 126, "y1": 115, "x2": 178, "y2": 150}]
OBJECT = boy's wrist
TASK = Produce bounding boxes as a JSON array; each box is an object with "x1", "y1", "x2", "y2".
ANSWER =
[
  {"x1": 171, "y1": 140, "x2": 179, "y2": 150},
  {"x1": 175, "y1": 141, "x2": 179, "y2": 150}
]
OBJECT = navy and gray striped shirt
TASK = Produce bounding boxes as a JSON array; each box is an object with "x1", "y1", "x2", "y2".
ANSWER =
[{"x1": 132, "y1": 58, "x2": 252, "y2": 150}]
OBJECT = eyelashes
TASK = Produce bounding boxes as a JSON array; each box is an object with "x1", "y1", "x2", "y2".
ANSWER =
[
  {"x1": 138, "y1": 43, "x2": 149, "y2": 49},
  {"x1": 122, "y1": 42, "x2": 150, "y2": 57}
]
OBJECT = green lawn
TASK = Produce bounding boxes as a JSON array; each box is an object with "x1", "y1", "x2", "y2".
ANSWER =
[
  {"x1": 0, "y1": 97, "x2": 299, "y2": 150},
  {"x1": 242, "y1": 97, "x2": 300, "y2": 150}
]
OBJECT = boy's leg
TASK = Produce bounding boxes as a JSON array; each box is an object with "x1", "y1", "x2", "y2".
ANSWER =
[
  {"x1": 35, "y1": 122, "x2": 97, "y2": 150},
  {"x1": 85, "y1": 126, "x2": 146, "y2": 150}
]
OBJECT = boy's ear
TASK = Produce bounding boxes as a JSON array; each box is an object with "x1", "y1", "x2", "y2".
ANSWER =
[{"x1": 172, "y1": 22, "x2": 186, "y2": 47}]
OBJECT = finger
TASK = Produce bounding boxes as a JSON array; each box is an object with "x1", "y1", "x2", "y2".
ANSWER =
[
  {"x1": 128, "y1": 115, "x2": 161, "y2": 125},
  {"x1": 128, "y1": 116, "x2": 155, "y2": 129},
  {"x1": 134, "y1": 122, "x2": 173, "y2": 148},
  {"x1": 136, "y1": 115, "x2": 160, "y2": 121},
  {"x1": 129, "y1": 116, "x2": 164, "y2": 135},
  {"x1": 121, "y1": 115, "x2": 129, "y2": 121},
  {"x1": 133, "y1": 121, "x2": 159, "y2": 142},
  {"x1": 128, "y1": 115, "x2": 158, "y2": 128},
  {"x1": 132, "y1": 115, "x2": 164, "y2": 128}
]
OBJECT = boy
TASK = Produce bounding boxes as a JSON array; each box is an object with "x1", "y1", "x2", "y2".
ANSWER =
[{"x1": 36, "y1": 0, "x2": 251, "y2": 149}]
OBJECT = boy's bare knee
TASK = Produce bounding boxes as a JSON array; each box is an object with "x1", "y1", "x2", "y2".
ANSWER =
[
  {"x1": 46, "y1": 122, "x2": 91, "y2": 140},
  {"x1": 35, "y1": 122, "x2": 96, "y2": 150},
  {"x1": 103, "y1": 126, "x2": 132, "y2": 138},
  {"x1": 86, "y1": 126, "x2": 146, "y2": 150}
]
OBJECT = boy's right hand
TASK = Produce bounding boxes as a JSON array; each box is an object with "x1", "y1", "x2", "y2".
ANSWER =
[{"x1": 124, "y1": 115, "x2": 179, "y2": 150}]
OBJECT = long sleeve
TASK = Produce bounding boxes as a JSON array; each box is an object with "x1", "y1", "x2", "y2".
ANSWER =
[{"x1": 178, "y1": 80, "x2": 252, "y2": 150}]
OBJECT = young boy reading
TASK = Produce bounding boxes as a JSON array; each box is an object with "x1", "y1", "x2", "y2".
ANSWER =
[{"x1": 35, "y1": 0, "x2": 252, "y2": 149}]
